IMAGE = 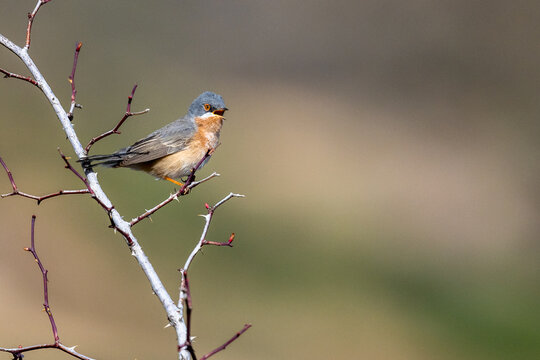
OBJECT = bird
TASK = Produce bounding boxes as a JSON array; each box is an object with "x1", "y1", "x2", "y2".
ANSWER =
[{"x1": 80, "y1": 91, "x2": 227, "y2": 187}]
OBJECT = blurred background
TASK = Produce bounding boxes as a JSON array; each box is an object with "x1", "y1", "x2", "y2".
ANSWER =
[{"x1": 1, "y1": 1, "x2": 540, "y2": 359}]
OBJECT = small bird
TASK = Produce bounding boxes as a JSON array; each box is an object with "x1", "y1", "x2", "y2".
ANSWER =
[{"x1": 81, "y1": 91, "x2": 227, "y2": 186}]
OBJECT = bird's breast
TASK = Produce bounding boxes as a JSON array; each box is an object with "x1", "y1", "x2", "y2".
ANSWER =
[{"x1": 146, "y1": 115, "x2": 223, "y2": 179}]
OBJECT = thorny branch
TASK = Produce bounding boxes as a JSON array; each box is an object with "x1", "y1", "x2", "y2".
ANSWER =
[
  {"x1": 0, "y1": 67, "x2": 39, "y2": 87},
  {"x1": 85, "y1": 84, "x2": 150, "y2": 153},
  {"x1": 179, "y1": 272, "x2": 251, "y2": 360},
  {"x1": 0, "y1": 216, "x2": 95, "y2": 360},
  {"x1": 0, "y1": 1, "x2": 249, "y2": 359},
  {"x1": 177, "y1": 193, "x2": 248, "y2": 358},
  {"x1": 25, "y1": 215, "x2": 59, "y2": 343},
  {"x1": 25, "y1": 0, "x2": 52, "y2": 50},
  {"x1": 180, "y1": 192, "x2": 244, "y2": 275},
  {"x1": 0, "y1": 155, "x2": 90, "y2": 204},
  {"x1": 200, "y1": 324, "x2": 252, "y2": 360}
]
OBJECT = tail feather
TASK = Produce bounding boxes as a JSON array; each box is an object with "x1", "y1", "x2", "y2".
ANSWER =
[
  {"x1": 78, "y1": 153, "x2": 126, "y2": 169},
  {"x1": 78, "y1": 150, "x2": 149, "y2": 169}
]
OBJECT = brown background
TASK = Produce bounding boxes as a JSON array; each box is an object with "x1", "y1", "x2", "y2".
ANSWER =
[{"x1": 1, "y1": 1, "x2": 539, "y2": 359}]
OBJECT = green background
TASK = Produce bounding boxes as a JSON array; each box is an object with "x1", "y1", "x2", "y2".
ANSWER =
[{"x1": 1, "y1": 1, "x2": 539, "y2": 359}]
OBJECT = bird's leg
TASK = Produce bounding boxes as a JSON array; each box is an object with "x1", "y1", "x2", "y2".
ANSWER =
[
  {"x1": 180, "y1": 174, "x2": 194, "y2": 184},
  {"x1": 164, "y1": 176, "x2": 184, "y2": 187}
]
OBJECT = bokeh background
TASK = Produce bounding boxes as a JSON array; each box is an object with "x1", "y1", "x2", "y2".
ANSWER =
[{"x1": 1, "y1": 1, "x2": 540, "y2": 359}]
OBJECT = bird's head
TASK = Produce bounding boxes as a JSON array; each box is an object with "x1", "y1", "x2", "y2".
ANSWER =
[{"x1": 188, "y1": 91, "x2": 228, "y2": 118}]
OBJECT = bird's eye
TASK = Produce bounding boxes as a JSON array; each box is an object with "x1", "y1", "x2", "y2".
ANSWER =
[{"x1": 204, "y1": 103, "x2": 211, "y2": 111}]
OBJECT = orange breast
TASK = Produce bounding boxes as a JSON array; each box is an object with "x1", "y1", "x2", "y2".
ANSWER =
[{"x1": 145, "y1": 115, "x2": 223, "y2": 179}]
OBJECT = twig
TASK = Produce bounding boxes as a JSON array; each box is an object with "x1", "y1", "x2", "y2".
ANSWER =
[
  {"x1": 128, "y1": 172, "x2": 219, "y2": 226},
  {"x1": 199, "y1": 324, "x2": 252, "y2": 360},
  {"x1": 181, "y1": 193, "x2": 244, "y2": 272},
  {"x1": 129, "y1": 149, "x2": 218, "y2": 226},
  {"x1": 25, "y1": 0, "x2": 52, "y2": 50},
  {"x1": 1, "y1": 149, "x2": 112, "y2": 212},
  {"x1": 85, "y1": 84, "x2": 150, "y2": 153},
  {"x1": 177, "y1": 193, "x2": 245, "y2": 357},
  {"x1": 0, "y1": 156, "x2": 18, "y2": 192},
  {"x1": 177, "y1": 271, "x2": 197, "y2": 359},
  {"x1": 67, "y1": 42, "x2": 83, "y2": 120},
  {"x1": 0, "y1": 67, "x2": 39, "y2": 87},
  {"x1": 0, "y1": 156, "x2": 90, "y2": 204},
  {"x1": 25, "y1": 215, "x2": 59, "y2": 343},
  {"x1": 0, "y1": 216, "x2": 96, "y2": 360},
  {"x1": 57, "y1": 148, "x2": 114, "y2": 213},
  {"x1": 58, "y1": 148, "x2": 89, "y2": 186},
  {"x1": 202, "y1": 232, "x2": 235, "y2": 247},
  {"x1": 0, "y1": 343, "x2": 94, "y2": 360}
]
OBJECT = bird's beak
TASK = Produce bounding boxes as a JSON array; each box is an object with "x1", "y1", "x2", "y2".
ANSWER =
[{"x1": 212, "y1": 107, "x2": 228, "y2": 116}]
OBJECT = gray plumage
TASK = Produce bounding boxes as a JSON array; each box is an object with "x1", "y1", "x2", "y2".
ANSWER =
[{"x1": 80, "y1": 91, "x2": 226, "y2": 170}]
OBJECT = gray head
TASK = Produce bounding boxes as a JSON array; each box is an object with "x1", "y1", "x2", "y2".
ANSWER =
[{"x1": 187, "y1": 91, "x2": 227, "y2": 118}]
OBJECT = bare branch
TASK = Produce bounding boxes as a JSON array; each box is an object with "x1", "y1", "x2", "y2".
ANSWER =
[
  {"x1": 0, "y1": 343, "x2": 95, "y2": 360},
  {"x1": 58, "y1": 148, "x2": 115, "y2": 212},
  {"x1": 85, "y1": 84, "x2": 150, "y2": 153},
  {"x1": 199, "y1": 324, "x2": 252, "y2": 360},
  {"x1": 58, "y1": 148, "x2": 89, "y2": 186},
  {"x1": 0, "y1": 156, "x2": 18, "y2": 191},
  {"x1": 0, "y1": 156, "x2": 90, "y2": 204},
  {"x1": 177, "y1": 193, "x2": 244, "y2": 357},
  {"x1": 181, "y1": 193, "x2": 244, "y2": 273},
  {"x1": 177, "y1": 271, "x2": 197, "y2": 359},
  {"x1": 25, "y1": 215, "x2": 59, "y2": 343},
  {"x1": 0, "y1": 216, "x2": 96, "y2": 360},
  {"x1": 202, "y1": 232, "x2": 235, "y2": 247},
  {"x1": 67, "y1": 42, "x2": 83, "y2": 120},
  {"x1": 25, "y1": 0, "x2": 53, "y2": 50},
  {"x1": 0, "y1": 67, "x2": 39, "y2": 87}
]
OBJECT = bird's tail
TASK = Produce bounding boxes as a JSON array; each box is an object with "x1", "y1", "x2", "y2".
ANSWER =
[{"x1": 78, "y1": 153, "x2": 126, "y2": 169}]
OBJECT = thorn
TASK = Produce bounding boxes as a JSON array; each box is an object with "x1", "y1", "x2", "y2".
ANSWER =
[
  {"x1": 205, "y1": 203, "x2": 210, "y2": 209},
  {"x1": 23, "y1": 247, "x2": 29, "y2": 251},
  {"x1": 190, "y1": 336, "x2": 197, "y2": 342},
  {"x1": 164, "y1": 323, "x2": 172, "y2": 328},
  {"x1": 131, "y1": 249, "x2": 136, "y2": 256},
  {"x1": 228, "y1": 233, "x2": 235, "y2": 244},
  {"x1": 67, "y1": 345, "x2": 78, "y2": 351}
]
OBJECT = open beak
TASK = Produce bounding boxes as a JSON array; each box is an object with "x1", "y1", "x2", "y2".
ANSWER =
[{"x1": 212, "y1": 107, "x2": 228, "y2": 116}]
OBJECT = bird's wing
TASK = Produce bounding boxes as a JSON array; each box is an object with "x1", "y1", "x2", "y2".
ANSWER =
[{"x1": 118, "y1": 118, "x2": 197, "y2": 166}]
